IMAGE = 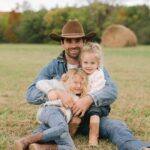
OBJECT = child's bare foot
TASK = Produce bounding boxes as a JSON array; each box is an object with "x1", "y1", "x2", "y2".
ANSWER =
[{"x1": 89, "y1": 136, "x2": 98, "y2": 147}]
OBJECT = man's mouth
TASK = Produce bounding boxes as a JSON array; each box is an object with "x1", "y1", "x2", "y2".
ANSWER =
[
  {"x1": 70, "y1": 49, "x2": 79, "y2": 52},
  {"x1": 70, "y1": 49, "x2": 79, "y2": 55}
]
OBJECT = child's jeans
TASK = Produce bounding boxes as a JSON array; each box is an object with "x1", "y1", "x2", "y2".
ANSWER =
[{"x1": 37, "y1": 106, "x2": 76, "y2": 150}]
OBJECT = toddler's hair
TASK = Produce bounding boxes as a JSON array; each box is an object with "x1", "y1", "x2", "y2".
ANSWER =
[
  {"x1": 61, "y1": 68, "x2": 88, "y2": 96},
  {"x1": 80, "y1": 42, "x2": 103, "y2": 68}
]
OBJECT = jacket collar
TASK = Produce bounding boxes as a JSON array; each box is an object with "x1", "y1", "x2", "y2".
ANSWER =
[{"x1": 57, "y1": 50, "x2": 67, "y2": 63}]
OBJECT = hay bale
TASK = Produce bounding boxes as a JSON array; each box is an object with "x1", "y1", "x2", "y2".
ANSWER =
[{"x1": 101, "y1": 24, "x2": 138, "y2": 47}]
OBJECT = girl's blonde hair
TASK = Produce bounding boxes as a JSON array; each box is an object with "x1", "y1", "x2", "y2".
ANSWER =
[
  {"x1": 80, "y1": 42, "x2": 103, "y2": 68},
  {"x1": 61, "y1": 68, "x2": 88, "y2": 96}
]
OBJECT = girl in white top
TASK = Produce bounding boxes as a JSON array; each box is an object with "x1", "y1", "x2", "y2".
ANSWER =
[
  {"x1": 80, "y1": 42, "x2": 106, "y2": 147},
  {"x1": 36, "y1": 68, "x2": 88, "y2": 123}
]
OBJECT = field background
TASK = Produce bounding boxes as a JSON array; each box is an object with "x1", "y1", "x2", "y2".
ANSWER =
[{"x1": 0, "y1": 44, "x2": 150, "y2": 149}]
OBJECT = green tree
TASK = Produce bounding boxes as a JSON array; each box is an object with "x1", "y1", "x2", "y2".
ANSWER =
[
  {"x1": 0, "y1": 14, "x2": 8, "y2": 42},
  {"x1": 4, "y1": 11, "x2": 21, "y2": 43},
  {"x1": 85, "y1": 2, "x2": 113, "y2": 41},
  {"x1": 124, "y1": 5, "x2": 150, "y2": 44},
  {"x1": 17, "y1": 9, "x2": 47, "y2": 43},
  {"x1": 103, "y1": 6, "x2": 128, "y2": 28},
  {"x1": 44, "y1": 8, "x2": 69, "y2": 40}
]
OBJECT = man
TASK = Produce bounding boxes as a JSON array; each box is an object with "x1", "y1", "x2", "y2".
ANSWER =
[{"x1": 26, "y1": 20, "x2": 150, "y2": 150}]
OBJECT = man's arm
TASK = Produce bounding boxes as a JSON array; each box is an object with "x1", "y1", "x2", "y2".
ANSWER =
[
  {"x1": 26, "y1": 61, "x2": 58, "y2": 105},
  {"x1": 26, "y1": 83, "x2": 48, "y2": 105},
  {"x1": 26, "y1": 60, "x2": 74, "y2": 107},
  {"x1": 89, "y1": 67, "x2": 118, "y2": 106},
  {"x1": 72, "y1": 67, "x2": 118, "y2": 116}
]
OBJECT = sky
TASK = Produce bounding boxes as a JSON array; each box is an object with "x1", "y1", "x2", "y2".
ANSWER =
[{"x1": 0, "y1": 0, "x2": 149, "y2": 12}]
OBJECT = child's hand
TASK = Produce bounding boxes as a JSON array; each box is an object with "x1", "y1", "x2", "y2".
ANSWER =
[
  {"x1": 47, "y1": 90, "x2": 59, "y2": 100},
  {"x1": 47, "y1": 89, "x2": 74, "y2": 108},
  {"x1": 57, "y1": 89, "x2": 74, "y2": 108}
]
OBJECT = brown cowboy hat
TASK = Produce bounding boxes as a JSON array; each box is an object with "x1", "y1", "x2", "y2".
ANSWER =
[{"x1": 50, "y1": 19, "x2": 96, "y2": 41}]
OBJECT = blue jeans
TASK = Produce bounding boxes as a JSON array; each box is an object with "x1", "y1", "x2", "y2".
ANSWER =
[
  {"x1": 78, "y1": 116, "x2": 150, "y2": 150},
  {"x1": 37, "y1": 106, "x2": 76, "y2": 150}
]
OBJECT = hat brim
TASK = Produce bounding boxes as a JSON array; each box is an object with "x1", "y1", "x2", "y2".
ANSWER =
[{"x1": 50, "y1": 32, "x2": 96, "y2": 42}]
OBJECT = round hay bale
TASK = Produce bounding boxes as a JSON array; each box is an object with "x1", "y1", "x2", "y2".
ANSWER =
[{"x1": 101, "y1": 24, "x2": 138, "y2": 47}]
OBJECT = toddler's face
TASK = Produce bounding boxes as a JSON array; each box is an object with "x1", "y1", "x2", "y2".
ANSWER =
[
  {"x1": 69, "y1": 74, "x2": 84, "y2": 95},
  {"x1": 81, "y1": 53, "x2": 99, "y2": 75}
]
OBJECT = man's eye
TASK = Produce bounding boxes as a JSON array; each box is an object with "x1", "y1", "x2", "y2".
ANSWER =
[
  {"x1": 65, "y1": 39, "x2": 72, "y2": 43},
  {"x1": 75, "y1": 38, "x2": 82, "y2": 43}
]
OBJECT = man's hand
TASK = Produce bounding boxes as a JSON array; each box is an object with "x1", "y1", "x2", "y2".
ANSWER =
[
  {"x1": 72, "y1": 95, "x2": 93, "y2": 117},
  {"x1": 47, "y1": 89, "x2": 74, "y2": 108}
]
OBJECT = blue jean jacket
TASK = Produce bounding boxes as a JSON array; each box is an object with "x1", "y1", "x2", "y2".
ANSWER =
[{"x1": 26, "y1": 50, "x2": 118, "y2": 106}]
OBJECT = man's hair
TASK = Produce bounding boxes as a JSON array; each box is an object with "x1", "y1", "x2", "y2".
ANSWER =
[
  {"x1": 80, "y1": 42, "x2": 103, "y2": 68},
  {"x1": 61, "y1": 68, "x2": 88, "y2": 96},
  {"x1": 61, "y1": 37, "x2": 86, "y2": 43}
]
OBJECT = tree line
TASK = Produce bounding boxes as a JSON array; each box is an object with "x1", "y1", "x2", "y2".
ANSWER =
[{"x1": 0, "y1": 2, "x2": 149, "y2": 44}]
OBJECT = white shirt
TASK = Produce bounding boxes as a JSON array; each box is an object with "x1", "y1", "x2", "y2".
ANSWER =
[
  {"x1": 67, "y1": 63, "x2": 79, "y2": 69},
  {"x1": 88, "y1": 69, "x2": 106, "y2": 94}
]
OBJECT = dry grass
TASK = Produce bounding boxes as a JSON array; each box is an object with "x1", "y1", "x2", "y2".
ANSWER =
[{"x1": 0, "y1": 44, "x2": 150, "y2": 149}]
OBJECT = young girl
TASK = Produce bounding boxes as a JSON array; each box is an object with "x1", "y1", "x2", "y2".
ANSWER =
[
  {"x1": 14, "y1": 68, "x2": 88, "y2": 150},
  {"x1": 79, "y1": 42, "x2": 110, "y2": 147}
]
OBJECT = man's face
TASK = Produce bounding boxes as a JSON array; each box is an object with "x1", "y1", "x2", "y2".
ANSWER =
[{"x1": 61, "y1": 38, "x2": 84, "y2": 59}]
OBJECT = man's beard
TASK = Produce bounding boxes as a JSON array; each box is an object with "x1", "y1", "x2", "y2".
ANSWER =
[{"x1": 66, "y1": 48, "x2": 80, "y2": 59}]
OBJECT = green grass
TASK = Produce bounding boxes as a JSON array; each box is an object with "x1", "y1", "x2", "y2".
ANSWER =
[{"x1": 0, "y1": 44, "x2": 150, "y2": 149}]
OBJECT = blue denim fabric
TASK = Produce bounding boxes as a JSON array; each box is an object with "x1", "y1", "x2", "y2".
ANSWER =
[
  {"x1": 78, "y1": 117, "x2": 150, "y2": 150},
  {"x1": 86, "y1": 105, "x2": 110, "y2": 117},
  {"x1": 26, "y1": 52, "x2": 67, "y2": 105},
  {"x1": 38, "y1": 106, "x2": 76, "y2": 150}
]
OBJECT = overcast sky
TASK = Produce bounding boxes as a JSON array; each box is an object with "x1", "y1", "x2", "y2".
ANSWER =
[{"x1": 0, "y1": 0, "x2": 149, "y2": 12}]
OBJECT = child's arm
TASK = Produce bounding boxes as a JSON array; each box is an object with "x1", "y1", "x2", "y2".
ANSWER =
[
  {"x1": 36, "y1": 79, "x2": 74, "y2": 108},
  {"x1": 36, "y1": 79, "x2": 60, "y2": 100}
]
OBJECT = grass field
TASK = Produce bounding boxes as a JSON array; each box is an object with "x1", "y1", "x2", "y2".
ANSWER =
[{"x1": 0, "y1": 44, "x2": 150, "y2": 149}]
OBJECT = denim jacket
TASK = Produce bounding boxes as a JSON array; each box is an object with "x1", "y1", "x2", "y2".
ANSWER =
[{"x1": 26, "y1": 50, "x2": 118, "y2": 106}]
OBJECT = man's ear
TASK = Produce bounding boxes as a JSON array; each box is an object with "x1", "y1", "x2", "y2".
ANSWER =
[
  {"x1": 60, "y1": 40, "x2": 63, "y2": 46},
  {"x1": 61, "y1": 38, "x2": 64, "y2": 44},
  {"x1": 83, "y1": 38, "x2": 86, "y2": 43},
  {"x1": 61, "y1": 40, "x2": 65, "y2": 48}
]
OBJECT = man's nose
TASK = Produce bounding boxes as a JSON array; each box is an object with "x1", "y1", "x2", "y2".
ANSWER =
[{"x1": 71, "y1": 42, "x2": 77, "y2": 48}]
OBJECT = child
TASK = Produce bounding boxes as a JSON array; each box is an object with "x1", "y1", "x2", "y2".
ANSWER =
[
  {"x1": 79, "y1": 42, "x2": 110, "y2": 147},
  {"x1": 14, "y1": 68, "x2": 88, "y2": 150}
]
